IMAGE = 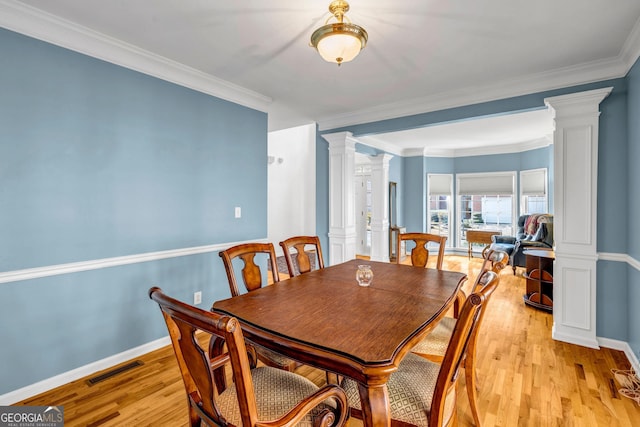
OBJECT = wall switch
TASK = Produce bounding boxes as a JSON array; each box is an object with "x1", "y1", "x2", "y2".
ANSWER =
[
  {"x1": 234, "y1": 207, "x2": 241, "y2": 218},
  {"x1": 193, "y1": 291, "x2": 202, "y2": 305}
]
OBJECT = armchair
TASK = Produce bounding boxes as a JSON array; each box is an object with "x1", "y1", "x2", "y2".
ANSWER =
[{"x1": 490, "y1": 214, "x2": 553, "y2": 274}]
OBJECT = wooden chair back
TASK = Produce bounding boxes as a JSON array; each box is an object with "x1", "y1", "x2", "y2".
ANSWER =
[
  {"x1": 431, "y1": 270, "x2": 499, "y2": 426},
  {"x1": 149, "y1": 287, "x2": 348, "y2": 427},
  {"x1": 470, "y1": 249, "x2": 509, "y2": 294},
  {"x1": 219, "y1": 243, "x2": 280, "y2": 297},
  {"x1": 398, "y1": 232, "x2": 447, "y2": 270},
  {"x1": 279, "y1": 235, "x2": 325, "y2": 277},
  {"x1": 149, "y1": 286, "x2": 256, "y2": 426}
]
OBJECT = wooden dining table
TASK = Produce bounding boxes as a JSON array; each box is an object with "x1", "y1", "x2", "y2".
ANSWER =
[{"x1": 211, "y1": 259, "x2": 467, "y2": 427}]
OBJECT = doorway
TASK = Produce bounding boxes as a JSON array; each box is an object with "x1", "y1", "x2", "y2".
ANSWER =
[{"x1": 355, "y1": 171, "x2": 372, "y2": 257}]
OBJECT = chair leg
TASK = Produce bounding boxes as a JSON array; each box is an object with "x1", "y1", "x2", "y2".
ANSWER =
[{"x1": 464, "y1": 356, "x2": 482, "y2": 426}]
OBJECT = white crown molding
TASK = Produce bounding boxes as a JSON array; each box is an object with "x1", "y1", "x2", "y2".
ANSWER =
[
  {"x1": 406, "y1": 147, "x2": 454, "y2": 157},
  {"x1": 0, "y1": 0, "x2": 272, "y2": 113},
  {"x1": 621, "y1": 15, "x2": 640, "y2": 71},
  {"x1": 428, "y1": 136, "x2": 553, "y2": 158},
  {"x1": 353, "y1": 135, "x2": 404, "y2": 157},
  {"x1": 357, "y1": 135, "x2": 552, "y2": 158},
  {"x1": 318, "y1": 56, "x2": 628, "y2": 131},
  {"x1": 0, "y1": 238, "x2": 266, "y2": 284}
]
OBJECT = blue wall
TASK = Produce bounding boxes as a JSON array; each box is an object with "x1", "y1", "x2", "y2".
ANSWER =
[
  {"x1": 317, "y1": 77, "x2": 637, "y2": 361},
  {"x1": 402, "y1": 157, "x2": 427, "y2": 232},
  {"x1": 0, "y1": 29, "x2": 268, "y2": 394},
  {"x1": 626, "y1": 58, "x2": 640, "y2": 358}
]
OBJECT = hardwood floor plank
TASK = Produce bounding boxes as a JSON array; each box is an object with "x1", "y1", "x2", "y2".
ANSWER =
[{"x1": 15, "y1": 255, "x2": 640, "y2": 426}]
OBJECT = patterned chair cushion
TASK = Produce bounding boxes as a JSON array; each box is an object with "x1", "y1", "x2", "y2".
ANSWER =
[
  {"x1": 410, "y1": 317, "x2": 456, "y2": 357},
  {"x1": 341, "y1": 353, "x2": 456, "y2": 426},
  {"x1": 217, "y1": 366, "x2": 336, "y2": 426},
  {"x1": 256, "y1": 345, "x2": 298, "y2": 368}
]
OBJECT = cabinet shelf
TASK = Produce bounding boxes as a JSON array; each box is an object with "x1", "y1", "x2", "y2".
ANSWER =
[
  {"x1": 522, "y1": 272, "x2": 553, "y2": 285},
  {"x1": 523, "y1": 293, "x2": 553, "y2": 311},
  {"x1": 523, "y1": 249, "x2": 554, "y2": 312}
]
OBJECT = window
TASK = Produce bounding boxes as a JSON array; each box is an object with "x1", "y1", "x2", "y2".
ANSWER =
[
  {"x1": 520, "y1": 168, "x2": 548, "y2": 214},
  {"x1": 457, "y1": 172, "x2": 516, "y2": 248},
  {"x1": 427, "y1": 174, "x2": 452, "y2": 245}
]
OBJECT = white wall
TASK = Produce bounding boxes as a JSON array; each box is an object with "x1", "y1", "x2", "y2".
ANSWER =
[{"x1": 268, "y1": 124, "x2": 316, "y2": 255}]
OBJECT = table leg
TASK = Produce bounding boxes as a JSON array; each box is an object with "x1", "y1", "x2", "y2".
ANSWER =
[{"x1": 357, "y1": 382, "x2": 391, "y2": 427}]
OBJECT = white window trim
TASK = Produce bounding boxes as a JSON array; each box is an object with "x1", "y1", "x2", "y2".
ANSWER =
[
  {"x1": 520, "y1": 168, "x2": 548, "y2": 215},
  {"x1": 456, "y1": 171, "x2": 517, "y2": 249},
  {"x1": 427, "y1": 174, "x2": 453, "y2": 246}
]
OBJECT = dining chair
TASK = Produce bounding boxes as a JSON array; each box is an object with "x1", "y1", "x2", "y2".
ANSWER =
[
  {"x1": 409, "y1": 251, "x2": 509, "y2": 426},
  {"x1": 219, "y1": 242, "x2": 280, "y2": 297},
  {"x1": 149, "y1": 287, "x2": 349, "y2": 427},
  {"x1": 279, "y1": 235, "x2": 325, "y2": 277},
  {"x1": 219, "y1": 242, "x2": 298, "y2": 372},
  {"x1": 398, "y1": 232, "x2": 447, "y2": 270},
  {"x1": 341, "y1": 270, "x2": 499, "y2": 427}
]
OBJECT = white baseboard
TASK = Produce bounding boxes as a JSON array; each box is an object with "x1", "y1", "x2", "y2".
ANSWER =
[
  {"x1": 0, "y1": 336, "x2": 170, "y2": 405},
  {"x1": 2, "y1": 335, "x2": 638, "y2": 406},
  {"x1": 598, "y1": 336, "x2": 640, "y2": 374}
]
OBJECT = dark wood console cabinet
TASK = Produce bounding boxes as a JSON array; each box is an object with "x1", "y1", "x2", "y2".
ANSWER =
[{"x1": 523, "y1": 249, "x2": 554, "y2": 312}]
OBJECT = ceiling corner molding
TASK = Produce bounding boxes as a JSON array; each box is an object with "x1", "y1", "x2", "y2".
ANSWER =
[
  {"x1": 355, "y1": 136, "x2": 403, "y2": 156},
  {"x1": 0, "y1": 0, "x2": 272, "y2": 112},
  {"x1": 418, "y1": 147, "x2": 455, "y2": 158},
  {"x1": 620, "y1": 15, "x2": 640, "y2": 72},
  {"x1": 316, "y1": 56, "x2": 630, "y2": 132},
  {"x1": 451, "y1": 137, "x2": 552, "y2": 158}
]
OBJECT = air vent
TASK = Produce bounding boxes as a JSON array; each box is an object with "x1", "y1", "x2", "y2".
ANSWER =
[{"x1": 86, "y1": 360, "x2": 143, "y2": 386}]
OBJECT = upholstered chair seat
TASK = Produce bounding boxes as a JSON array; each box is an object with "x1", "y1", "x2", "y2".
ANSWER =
[
  {"x1": 217, "y1": 367, "x2": 338, "y2": 427},
  {"x1": 410, "y1": 317, "x2": 456, "y2": 356},
  {"x1": 342, "y1": 353, "x2": 456, "y2": 426}
]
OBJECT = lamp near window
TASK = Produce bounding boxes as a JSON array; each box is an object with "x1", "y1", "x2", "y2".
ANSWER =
[{"x1": 310, "y1": 1, "x2": 368, "y2": 66}]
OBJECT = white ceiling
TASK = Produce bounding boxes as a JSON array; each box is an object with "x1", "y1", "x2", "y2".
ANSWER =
[{"x1": 3, "y1": 0, "x2": 640, "y2": 152}]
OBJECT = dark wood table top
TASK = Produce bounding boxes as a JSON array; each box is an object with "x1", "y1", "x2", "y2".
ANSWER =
[
  {"x1": 523, "y1": 248, "x2": 555, "y2": 259},
  {"x1": 212, "y1": 259, "x2": 467, "y2": 427}
]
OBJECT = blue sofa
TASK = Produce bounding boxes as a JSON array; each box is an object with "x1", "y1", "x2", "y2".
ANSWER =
[{"x1": 490, "y1": 214, "x2": 554, "y2": 274}]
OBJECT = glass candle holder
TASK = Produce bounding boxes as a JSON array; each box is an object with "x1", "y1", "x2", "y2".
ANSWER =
[{"x1": 356, "y1": 264, "x2": 373, "y2": 287}]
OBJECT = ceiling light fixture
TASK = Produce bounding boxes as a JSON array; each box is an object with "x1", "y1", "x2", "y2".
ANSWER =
[{"x1": 310, "y1": 0, "x2": 368, "y2": 66}]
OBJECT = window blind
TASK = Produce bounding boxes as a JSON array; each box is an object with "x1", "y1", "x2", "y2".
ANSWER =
[
  {"x1": 428, "y1": 174, "x2": 452, "y2": 196},
  {"x1": 458, "y1": 173, "x2": 514, "y2": 196},
  {"x1": 521, "y1": 169, "x2": 547, "y2": 196}
]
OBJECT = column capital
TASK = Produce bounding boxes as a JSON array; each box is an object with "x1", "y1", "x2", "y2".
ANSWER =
[
  {"x1": 321, "y1": 131, "x2": 357, "y2": 150},
  {"x1": 544, "y1": 87, "x2": 612, "y2": 119}
]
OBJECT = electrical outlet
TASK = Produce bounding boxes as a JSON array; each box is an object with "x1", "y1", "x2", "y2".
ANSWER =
[{"x1": 193, "y1": 291, "x2": 202, "y2": 305}]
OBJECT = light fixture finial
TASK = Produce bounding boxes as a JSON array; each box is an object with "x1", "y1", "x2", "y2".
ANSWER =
[{"x1": 310, "y1": 0, "x2": 368, "y2": 66}]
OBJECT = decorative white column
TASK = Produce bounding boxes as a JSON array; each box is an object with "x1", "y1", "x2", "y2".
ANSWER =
[
  {"x1": 544, "y1": 87, "x2": 612, "y2": 349},
  {"x1": 322, "y1": 132, "x2": 357, "y2": 265},
  {"x1": 370, "y1": 154, "x2": 393, "y2": 262}
]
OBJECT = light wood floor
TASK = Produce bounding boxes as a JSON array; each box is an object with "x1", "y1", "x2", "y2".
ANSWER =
[{"x1": 17, "y1": 255, "x2": 640, "y2": 426}]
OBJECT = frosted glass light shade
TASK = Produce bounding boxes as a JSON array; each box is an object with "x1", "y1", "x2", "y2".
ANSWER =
[{"x1": 311, "y1": 23, "x2": 368, "y2": 65}]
